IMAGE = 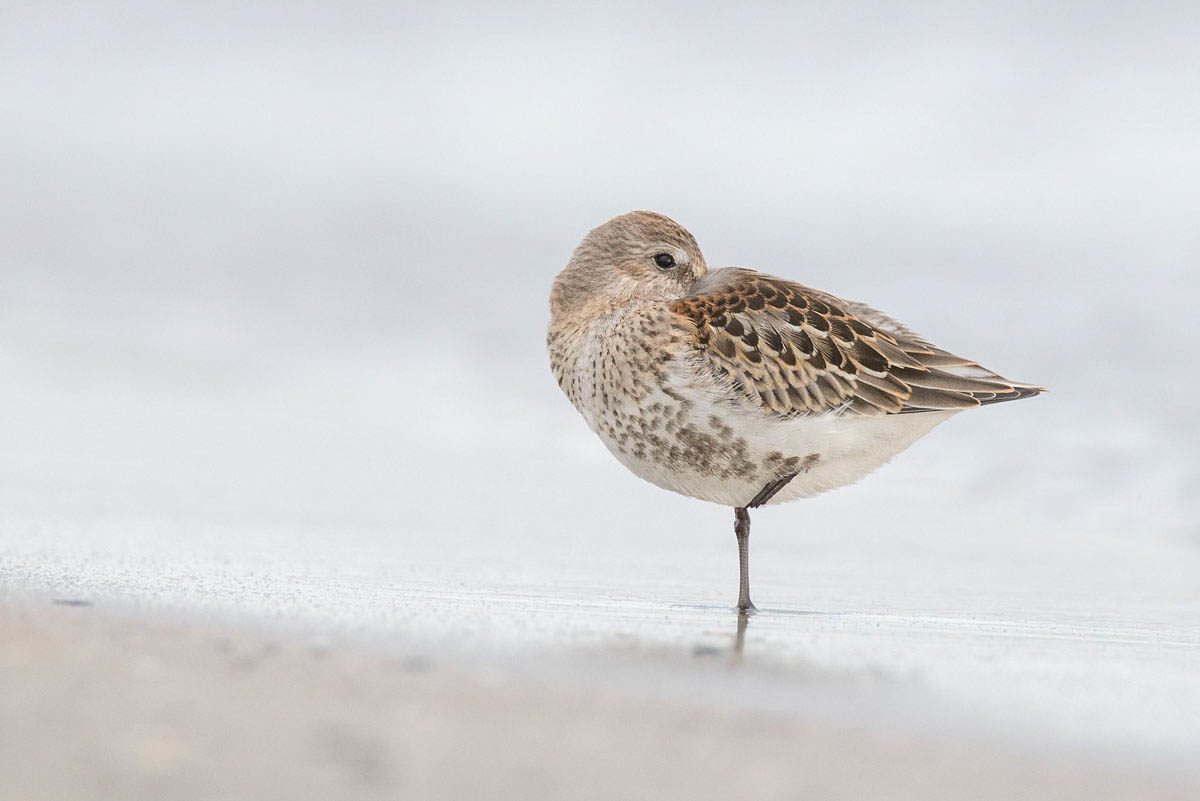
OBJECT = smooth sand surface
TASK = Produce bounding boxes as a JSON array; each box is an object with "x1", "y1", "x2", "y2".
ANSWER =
[{"x1": 2, "y1": 599, "x2": 1194, "y2": 801}]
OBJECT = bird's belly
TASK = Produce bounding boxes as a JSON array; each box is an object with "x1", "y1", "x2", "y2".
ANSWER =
[{"x1": 595, "y1": 398, "x2": 957, "y2": 507}]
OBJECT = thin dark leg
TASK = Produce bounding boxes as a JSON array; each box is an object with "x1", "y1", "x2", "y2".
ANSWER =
[
  {"x1": 732, "y1": 472, "x2": 799, "y2": 612},
  {"x1": 734, "y1": 506, "x2": 754, "y2": 611},
  {"x1": 747, "y1": 471, "x2": 799, "y2": 508}
]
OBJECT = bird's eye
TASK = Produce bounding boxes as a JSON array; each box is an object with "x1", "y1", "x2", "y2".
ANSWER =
[{"x1": 654, "y1": 253, "x2": 676, "y2": 270}]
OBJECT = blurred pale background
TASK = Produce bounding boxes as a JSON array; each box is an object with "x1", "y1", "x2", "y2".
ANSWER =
[{"x1": 2, "y1": 0, "x2": 1199, "y2": 776}]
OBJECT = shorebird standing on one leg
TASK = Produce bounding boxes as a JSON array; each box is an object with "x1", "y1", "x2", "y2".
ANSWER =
[{"x1": 547, "y1": 211, "x2": 1043, "y2": 612}]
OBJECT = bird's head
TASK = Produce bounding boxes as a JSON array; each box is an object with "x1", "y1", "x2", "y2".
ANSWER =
[{"x1": 550, "y1": 211, "x2": 708, "y2": 322}]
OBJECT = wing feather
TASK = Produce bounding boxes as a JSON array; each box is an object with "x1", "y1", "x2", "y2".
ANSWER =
[{"x1": 670, "y1": 268, "x2": 1045, "y2": 417}]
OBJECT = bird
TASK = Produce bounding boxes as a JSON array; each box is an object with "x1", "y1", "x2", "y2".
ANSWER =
[{"x1": 546, "y1": 211, "x2": 1043, "y2": 612}]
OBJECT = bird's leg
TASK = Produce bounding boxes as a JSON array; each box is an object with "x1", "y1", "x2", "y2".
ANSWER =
[
  {"x1": 732, "y1": 472, "x2": 799, "y2": 612},
  {"x1": 733, "y1": 507, "x2": 754, "y2": 612},
  {"x1": 747, "y1": 471, "x2": 799, "y2": 509}
]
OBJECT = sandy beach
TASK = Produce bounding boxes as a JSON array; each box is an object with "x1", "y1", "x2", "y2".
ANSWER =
[{"x1": 2, "y1": 598, "x2": 1194, "y2": 801}]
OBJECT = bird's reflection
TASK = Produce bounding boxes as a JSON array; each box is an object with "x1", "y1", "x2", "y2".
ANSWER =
[
  {"x1": 687, "y1": 605, "x2": 846, "y2": 662},
  {"x1": 733, "y1": 609, "x2": 750, "y2": 658},
  {"x1": 689, "y1": 608, "x2": 753, "y2": 660}
]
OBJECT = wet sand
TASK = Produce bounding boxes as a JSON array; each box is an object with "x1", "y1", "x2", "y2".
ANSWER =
[{"x1": 1, "y1": 599, "x2": 1194, "y2": 801}]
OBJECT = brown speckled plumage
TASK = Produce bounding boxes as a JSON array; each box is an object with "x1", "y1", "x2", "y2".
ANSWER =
[{"x1": 670, "y1": 268, "x2": 1043, "y2": 417}]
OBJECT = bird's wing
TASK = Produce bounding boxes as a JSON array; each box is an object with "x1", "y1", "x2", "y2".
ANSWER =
[{"x1": 669, "y1": 268, "x2": 1043, "y2": 416}]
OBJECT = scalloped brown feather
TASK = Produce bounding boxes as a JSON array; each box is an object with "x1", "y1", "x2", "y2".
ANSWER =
[{"x1": 669, "y1": 268, "x2": 1044, "y2": 417}]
